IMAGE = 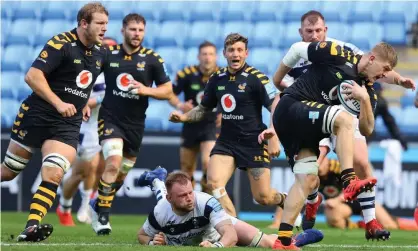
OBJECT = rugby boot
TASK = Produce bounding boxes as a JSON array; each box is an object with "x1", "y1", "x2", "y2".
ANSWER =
[
  {"x1": 17, "y1": 224, "x2": 53, "y2": 242},
  {"x1": 272, "y1": 239, "x2": 300, "y2": 250},
  {"x1": 365, "y1": 219, "x2": 390, "y2": 241},
  {"x1": 294, "y1": 229, "x2": 324, "y2": 247},
  {"x1": 56, "y1": 206, "x2": 75, "y2": 226},
  {"x1": 89, "y1": 198, "x2": 111, "y2": 235},
  {"x1": 302, "y1": 193, "x2": 323, "y2": 230},
  {"x1": 343, "y1": 177, "x2": 377, "y2": 202},
  {"x1": 136, "y1": 166, "x2": 168, "y2": 187}
]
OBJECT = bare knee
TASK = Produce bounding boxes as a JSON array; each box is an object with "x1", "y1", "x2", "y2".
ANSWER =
[
  {"x1": 42, "y1": 166, "x2": 64, "y2": 185},
  {"x1": 105, "y1": 157, "x2": 121, "y2": 176},
  {"x1": 254, "y1": 193, "x2": 270, "y2": 206},
  {"x1": 334, "y1": 111, "x2": 353, "y2": 133}
]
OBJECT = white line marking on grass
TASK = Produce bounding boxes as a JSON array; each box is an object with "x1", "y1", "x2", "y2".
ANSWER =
[{"x1": 2, "y1": 243, "x2": 418, "y2": 248}]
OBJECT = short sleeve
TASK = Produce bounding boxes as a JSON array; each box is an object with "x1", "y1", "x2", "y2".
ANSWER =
[
  {"x1": 173, "y1": 70, "x2": 187, "y2": 95},
  {"x1": 200, "y1": 74, "x2": 218, "y2": 109},
  {"x1": 206, "y1": 197, "x2": 230, "y2": 227},
  {"x1": 31, "y1": 37, "x2": 66, "y2": 75},
  {"x1": 143, "y1": 210, "x2": 161, "y2": 237},
  {"x1": 151, "y1": 52, "x2": 171, "y2": 85},
  {"x1": 256, "y1": 75, "x2": 276, "y2": 109}
]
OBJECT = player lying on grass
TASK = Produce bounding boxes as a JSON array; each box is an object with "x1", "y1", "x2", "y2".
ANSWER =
[{"x1": 133, "y1": 167, "x2": 323, "y2": 247}]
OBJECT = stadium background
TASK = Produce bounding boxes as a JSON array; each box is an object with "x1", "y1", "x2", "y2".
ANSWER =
[{"x1": 1, "y1": 0, "x2": 418, "y2": 221}]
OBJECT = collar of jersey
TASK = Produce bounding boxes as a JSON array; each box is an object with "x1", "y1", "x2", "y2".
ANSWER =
[
  {"x1": 72, "y1": 28, "x2": 99, "y2": 50},
  {"x1": 120, "y1": 44, "x2": 142, "y2": 56},
  {"x1": 227, "y1": 62, "x2": 248, "y2": 76}
]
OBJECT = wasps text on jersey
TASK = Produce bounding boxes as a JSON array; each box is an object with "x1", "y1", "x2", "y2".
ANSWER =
[
  {"x1": 30, "y1": 28, "x2": 106, "y2": 123},
  {"x1": 100, "y1": 45, "x2": 170, "y2": 128},
  {"x1": 200, "y1": 64, "x2": 277, "y2": 143}
]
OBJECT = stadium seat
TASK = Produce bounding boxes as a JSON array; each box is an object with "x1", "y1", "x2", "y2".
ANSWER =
[
  {"x1": 251, "y1": 22, "x2": 285, "y2": 48},
  {"x1": 388, "y1": 106, "x2": 403, "y2": 123},
  {"x1": 1, "y1": 19, "x2": 12, "y2": 42},
  {"x1": 251, "y1": 1, "x2": 285, "y2": 22},
  {"x1": 184, "y1": 48, "x2": 199, "y2": 66},
  {"x1": 3, "y1": 45, "x2": 34, "y2": 72},
  {"x1": 1, "y1": 113, "x2": 14, "y2": 128},
  {"x1": 154, "y1": 22, "x2": 189, "y2": 47},
  {"x1": 219, "y1": 1, "x2": 255, "y2": 22},
  {"x1": 320, "y1": 2, "x2": 352, "y2": 22},
  {"x1": 1, "y1": 85, "x2": 18, "y2": 99},
  {"x1": 1, "y1": 99, "x2": 21, "y2": 120},
  {"x1": 220, "y1": 22, "x2": 254, "y2": 45},
  {"x1": 41, "y1": 8, "x2": 67, "y2": 20},
  {"x1": 284, "y1": 1, "x2": 323, "y2": 22},
  {"x1": 401, "y1": 106, "x2": 418, "y2": 135},
  {"x1": 104, "y1": 1, "x2": 133, "y2": 12},
  {"x1": 7, "y1": 19, "x2": 41, "y2": 46},
  {"x1": 280, "y1": 22, "x2": 302, "y2": 49},
  {"x1": 36, "y1": 20, "x2": 73, "y2": 47},
  {"x1": 143, "y1": 20, "x2": 159, "y2": 47},
  {"x1": 13, "y1": 8, "x2": 39, "y2": 20},
  {"x1": 185, "y1": 21, "x2": 221, "y2": 48},
  {"x1": 401, "y1": 94, "x2": 416, "y2": 108},
  {"x1": 156, "y1": 47, "x2": 185, "y2": 75},
  {"x1": 105, "y1": 22, "x2": 122, "y2": 42},
  {"x1": 190, "y1": 2, "x2": 222, "y2": 22},
  {"x1": 374, "y1": 116, "x2": 389, "y2": 137},
  {"x1": 160, "y1": 1, "x2": 189, "y2": 22},
  {"x1": 382, "y1": 22, "x2": 407, "y2": 45},
  {"x1": 350, "y1": 22, "x2": 383, "y2": 50},
  {"x1": 326, "y1": 22, "x2": 349, "y2": 42},
  {"x1": 379, "y1": 12, "x2": 406, "y2": 23},
  {"x1": 349, "y1": 1, "x2": 383, "y2": 22},
  {"x1": 1, "y1": 6, "x2": 13, "y2": 20},
  {"x1": 17, "y1": 84, "x2": 33, "y2": 102},
  {"x1": 247, "y1": 48, "x2": 283, "y2": 75},
  {"x1": 132, "y1": 1, "x2": 158, "y2": 21},
  {"x1": 383, "y1": 0, "x2": 418, "y2": 24}
]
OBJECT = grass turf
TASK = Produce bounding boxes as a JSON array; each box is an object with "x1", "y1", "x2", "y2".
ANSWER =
[{"x1": 1, "y1": 212, "x2": 417, "y2": 251}]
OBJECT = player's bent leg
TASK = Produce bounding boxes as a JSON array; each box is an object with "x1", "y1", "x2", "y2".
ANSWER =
[
  {"x1": 353, "y1": 138, "x2": 372, "y2": 179},
  {"x1": 324, "y1": 202, "x2": 353, "y2": 229},
  {"x1": 18, "y1": 140, "x2": 74, "y2": 242},
  {"x1": 101, "y1": 138, "x2": 124, "y2": 183},
  {"x1": 375, "y1": 203, "x2": 398, "y2": 230},
  {"x1": 1, "y1": 139, "x2": 33, "y2": 182},
  {"x1": 179, "y1": 146, "x2": 199, "y2": 187},
  {"x1": 276, "y1": 150, "x2": 318, "y2": 249},
  {"x1": 206, "y1": 154, "x2": 236, "y2": 216},
  {"x1": 333, "y1": 111, "x2": 376, "y2": 201},
  {"x1": 247, "y1": 167, "x2": 286, "y2": 207},
  {"x1": 114, "y1": 155, "x2": 136, "y2": 192},
  {"x1": 233, "y1": 218, "x2": 271, "y2": 248},
  {"x1": 200, "y1": 140, "x2": 215, "y2": 193}
]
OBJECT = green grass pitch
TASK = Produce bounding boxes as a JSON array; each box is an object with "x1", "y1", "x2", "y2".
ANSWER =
[{"x1": 1, "y1": 212, "x2": 418, "y2": 251}]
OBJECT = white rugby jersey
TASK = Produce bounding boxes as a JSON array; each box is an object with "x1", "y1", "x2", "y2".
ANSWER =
[
  {"x1": 81, "y1": 73, "x2": 105, "y2": 129},
  {"x1": 142, "y1": 191, "x2": 231, "y2": 246},
  {"x1": 282, "y1": 37, "x2": 364, "y2": 87}
]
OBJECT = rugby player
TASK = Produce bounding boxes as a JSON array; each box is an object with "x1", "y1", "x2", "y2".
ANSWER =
[
  {"x1": 267, "y1": 10, "x2": 415, "y2": 242},
  {"x1": 136, "y1": 168, "x2": 323, "y2": 248},
  {"x1": 319, "y1": 158, "x2": 418, "y2": 231},
  {"x1": 168, "y1": 41, "x2": 220, "y2": 193},
  {"x1": 263, "y1": 41, "x2": 401, "y2": 249},
  {"x1": 57, "y1": 37, "x2": 118, "y2": 226},
  {"x1": 0, "y1": 2, "x2": 108, "y2": 242},
  {"x1": 169, "y1": 33, "x2": 287, "y2": 217},
  {"x1": 89, "y1": 13, "x2": 173, "y2": 235}
]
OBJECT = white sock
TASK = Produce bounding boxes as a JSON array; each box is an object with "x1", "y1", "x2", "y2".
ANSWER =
[
  {"x1": 306, "y1": 188, "x2": 319, "y2": 204},
  {"x1": 152, "y1": 179, "x2": 167, "y2": 201},
  {"x1": 357, "y1": 189, "x2": 376, "y2": 223},
  {"x1": 80, "y1": 189, "x2": 92, "y2": 207},
  {"x1": 59, "y1": 196, "x2": 73, "y2": 213}
]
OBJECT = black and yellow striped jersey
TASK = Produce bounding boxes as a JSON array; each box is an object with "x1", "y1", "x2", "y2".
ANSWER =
[
  {"x1": 200, "y1": 63, "x2": 276, "y2": 143},
  {"x1": 319, "y1": 159, "x2": 342, "y2": 200},
  {"x1": 174, "y1": 65, "x2": 218, "y2": 123},
  {"x1": 284, "y1": 41, "x2": 377, "y2": 112},
  {"x1": 30, "y1": 28, "x2": 106, "y2": 123},
  {"x1": 100, "y1": 45, "x2": 170, "y2": 128}
]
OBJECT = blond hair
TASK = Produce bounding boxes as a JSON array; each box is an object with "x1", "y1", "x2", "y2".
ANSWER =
[
  {"x1": 372, "y1": 42, "x2": 398, "y2": 68},
  {"x1": 165, "y1": 171, "x2": 192, "y2": 192},
  {"x1": 77, "y1": 2, "x2": 108, "y2": 26}
]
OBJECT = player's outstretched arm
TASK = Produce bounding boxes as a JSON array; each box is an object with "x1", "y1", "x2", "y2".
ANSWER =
[
  {"x1": 130, "y1": 81, "x2": 174, "y2": 100},
  {"x1": 137, "y1": 227, "x2": 153, "y2": 245},
  {"x1": 214, "y1": 219, "x2": 238, "y2": 247},
  {"x1": 169, "y1": 104, "x2": 211, "y2": 123},
  {"x1": 25, "y1": 67, "x2": 76, "y2": 117},
  {"x1": 379, "y1": 71, "x2": 416, "y2": 90}
]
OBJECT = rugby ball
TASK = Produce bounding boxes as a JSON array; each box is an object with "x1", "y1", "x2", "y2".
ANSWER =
[{"x1": 337, "y1": 80, "x2": 361, "y2": 116}]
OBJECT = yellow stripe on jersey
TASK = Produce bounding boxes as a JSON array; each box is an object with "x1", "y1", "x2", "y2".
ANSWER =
[
  {"x1": 140, "y1": 47, "x2": 146, "y2": 54},
  {"x1": 158, "y1": 58, "x2": 164, "y2": 63},
  {"x1": 177, "y1": 70, "x2": 186, "y2": 78},
  {"x1": 53, "y1": 35, "x2": 68, "y2": 43},
  {"x1": 245, "y1": 66, "x2": 253, "y2": 72},
  {"x1": 60, "y1": 33, "x2": 71, "y2": 42},
  {"x1": 69, "y1": 31, "x2": 77, "y2": 40},
  {"x1": 47, "y1": 40, "x2": 64, "y2": 50},
  {"x1": 250, "y1": 69, "x2": 260, "y2": 74},
  {"x1": 146, "y1": 49, "x2": 153, "y2": 54},
  {"x1": 116, "y1": 45, "x2": 121, "y2": 50},
  {"x1": 261, "y1": 79, "x2": 269, "y2": 84},
  {"x1": 191, "y1": 66, "x2": 197, "y2": 73},
  {"x1": 184, "y1": 67, "x2": 191, "y2": 75},
  {"x1": 330, "y1": 42, "x2": 339, "y2": 56},
  {"x1": 109, "y1": 45, "x2": 114, "y2": 51}
]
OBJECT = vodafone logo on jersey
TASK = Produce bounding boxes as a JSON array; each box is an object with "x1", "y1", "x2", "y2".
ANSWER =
[
  {"x1": 116, "y1": 73, "x2": 134, "y2": 92},
  {"x1": 76, "y1": 70, "x2": 93, "y2": 89},
  {"x1": 195, "y1": 91, "x2": 204, "y2": 104},
  {"x1": 221, "y1": 94, "x2": 236, "y2": 112}
]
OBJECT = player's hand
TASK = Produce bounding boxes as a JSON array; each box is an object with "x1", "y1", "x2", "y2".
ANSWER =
[
  {"x1": 169, "y1": 110, "x2": 187, "y2": 123},
  {"x1": 199, "y1": 240, "x2": 214, "y2": 247},
  {"x1": 267, "y1": 136, "x2": 281, "y2": 159},
  {"x1": 398, "y1": 77, "x2": 416, "y2": 91},
  {"x1": 258, "y1": 128, "x2": 276, "y2": 144},
  {"x1": 340, "y1": 81, "x2": 368, "y2": 101},
  {"x1": 82, "y1": 105, "x2": 91, "y2": 122},
  {"x1": 128, "y1": 80, "x2": 147, "y2": 95},
  {"x1": 153, "y1": 232, "x2": 166, "y2": 246},
  {"x1": 56, "y1": 101, "x2": 77, "y2": 117},
  {"x1": 178, "y1": 99, "x2": 194, "y2": 113}
]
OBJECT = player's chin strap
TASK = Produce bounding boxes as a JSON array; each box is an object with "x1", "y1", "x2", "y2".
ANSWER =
[{"x1": 249, "y1": 230, "x2": 264, "y2": 247}]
